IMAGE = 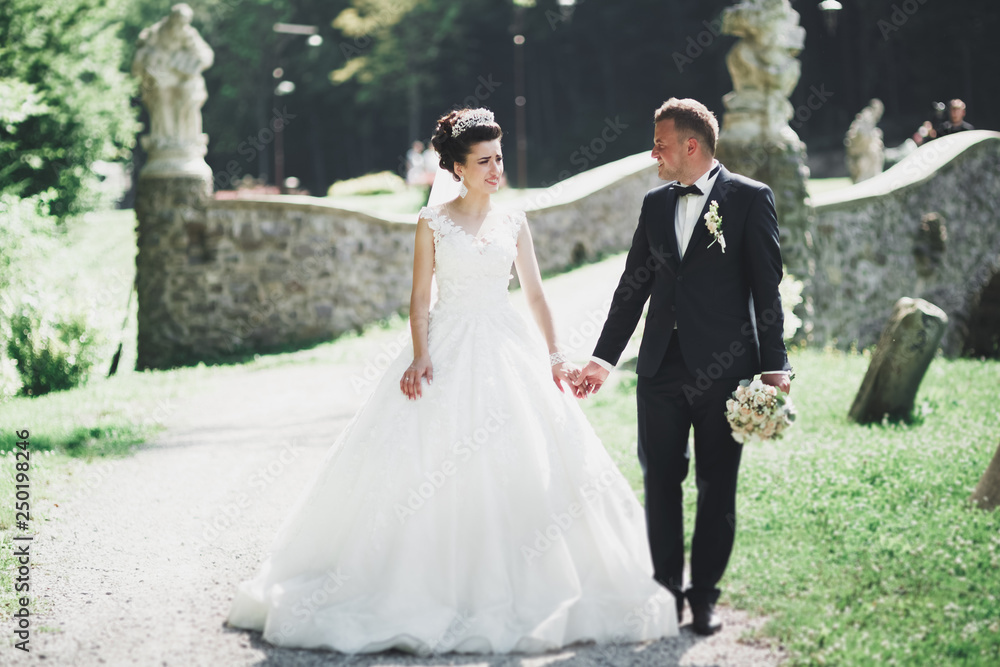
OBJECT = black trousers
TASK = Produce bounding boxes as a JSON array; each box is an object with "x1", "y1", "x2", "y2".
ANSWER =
[{"x1": 636, "y1": 333, "x2": 743, "y2": 607}]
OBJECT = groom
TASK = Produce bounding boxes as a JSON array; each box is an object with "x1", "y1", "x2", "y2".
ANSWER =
[{"x1": 574, "y1": 98, "x2": 791, "y2": 635}]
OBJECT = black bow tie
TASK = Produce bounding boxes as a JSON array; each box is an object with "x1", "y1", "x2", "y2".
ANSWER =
[
  {"x1": 671, "y1": 164, "x2": 721, "y2": 197},
  {"x1": 672, "y1": 183, "x2": 703, "y2": 197}
]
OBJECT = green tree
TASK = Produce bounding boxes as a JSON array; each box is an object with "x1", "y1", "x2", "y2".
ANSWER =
[{"x1": 0, "y1": 0, "x2": 140, "y2": 219}]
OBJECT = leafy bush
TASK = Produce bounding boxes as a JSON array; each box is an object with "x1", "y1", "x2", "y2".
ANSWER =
[
  {"x1": 3, "y1": 299, "x2": 99, "y2": 396},
  {"x1": 0, "y1": 192, "x2": 100, "y2": 397},
  {"x1": 0, "y1": 0, "x2": 139, "y2": 218},
  {"x1": 327, "y1": 171, "x2": 408, "y2": 197}
]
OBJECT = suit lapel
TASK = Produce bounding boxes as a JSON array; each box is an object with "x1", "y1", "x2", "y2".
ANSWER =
[
  {"x1": 660, "y1": 188, "x2": 681, "y2": 269},
  {"x1": 682, "y1": 166, "x2": 732, "y2": 264}
]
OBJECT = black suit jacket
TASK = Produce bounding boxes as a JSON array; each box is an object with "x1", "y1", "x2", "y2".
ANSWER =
[{"x1": 593, "y1": 164, "x2": 791, "y2": 379}]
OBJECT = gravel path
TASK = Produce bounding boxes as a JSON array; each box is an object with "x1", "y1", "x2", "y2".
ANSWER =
[{"x1": 2, "y1": 255, "x2": 787, "y2": 667}]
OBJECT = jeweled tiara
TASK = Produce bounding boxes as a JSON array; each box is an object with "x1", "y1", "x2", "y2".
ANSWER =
[{"x1": 451, "y1": 109, "x2": 495, "y2": 139}]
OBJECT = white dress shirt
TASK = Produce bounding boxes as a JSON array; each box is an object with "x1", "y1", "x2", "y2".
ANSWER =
[
  {"x1": 675, "y1": 160, "x2": 720, "y2": 260},
  {"x1": 590, "y1": 160, "x2": 788, "y2": 378}
]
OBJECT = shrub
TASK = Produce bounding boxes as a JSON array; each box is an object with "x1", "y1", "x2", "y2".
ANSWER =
[
  {"x1": 2, "y1": 298, "x2": 99, "y2": 396},
  {"x1": 327, "y1": 171, "x2": 408, "y2": 197}
]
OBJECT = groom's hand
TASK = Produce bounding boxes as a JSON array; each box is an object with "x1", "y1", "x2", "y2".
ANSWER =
[
  {"x1": 572, "y1": 361, "x2": 611, "y2": 397},
  {"x1": 760, "y1": 372, "x2": 791, "y2": 395}
]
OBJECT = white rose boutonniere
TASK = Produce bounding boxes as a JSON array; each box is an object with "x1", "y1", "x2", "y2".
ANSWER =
[{"x1": 704, "y1": 200, "x2": 726, "y2": 253}]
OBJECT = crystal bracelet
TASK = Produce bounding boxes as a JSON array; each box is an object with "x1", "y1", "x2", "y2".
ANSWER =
[{"x1": 549, "y1": 352, "x2": 568, "y2": 366}]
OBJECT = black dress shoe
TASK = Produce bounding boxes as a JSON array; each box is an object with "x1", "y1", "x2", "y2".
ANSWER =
[{"x1": 689, "y1": 601, "x2": 722, "y2": 635}]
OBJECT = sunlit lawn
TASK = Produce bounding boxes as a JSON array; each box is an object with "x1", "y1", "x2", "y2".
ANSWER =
[
  {"x1": 581, "y1": 350, "x2": 1000, "y2": 666},
  {"x1": 3, "y1": 204, "x2": 997, "y2": 664}
]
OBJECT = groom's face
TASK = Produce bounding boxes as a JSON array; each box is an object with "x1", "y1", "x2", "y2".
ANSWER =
[{"x1": 651, "y1": 120, "x2": 685, "y2": 182}]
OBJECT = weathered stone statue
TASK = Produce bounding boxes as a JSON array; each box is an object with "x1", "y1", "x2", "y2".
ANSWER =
[
  {"x1": 971, "y1": 441, "x2": 1000, "y2": 511},
  {"x1": 715, "y1": 0, "x2": 813, "y2": 329},
  {"x1": 718, "y1": 0, "x2": 806, "y2": 146},
  {"x1": 845, "y1": 99, "x2": 885, "y2": 183},
  {"x1": 849, "y1": 297, "x2": 948, "y2": 424},
  {"x1": 131, "y1": 3, "x2": 214, "y2": 179}
]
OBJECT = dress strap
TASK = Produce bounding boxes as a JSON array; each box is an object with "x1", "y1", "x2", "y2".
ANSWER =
[
  {"x1": 508, "y1": 210, "x2": 526, "y2": 239},
  {"x1": 418, "y1": 204, "x2": 453, "y2": 242}
]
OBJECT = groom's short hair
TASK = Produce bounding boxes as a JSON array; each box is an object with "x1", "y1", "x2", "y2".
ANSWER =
[{"x1": 654, "y1": 98, "x2": 719, "y2": 155}]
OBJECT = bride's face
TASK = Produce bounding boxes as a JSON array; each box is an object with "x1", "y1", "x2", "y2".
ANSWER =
[{"x1": 456, "y1": 140, "x2": 503, "y2": 194}]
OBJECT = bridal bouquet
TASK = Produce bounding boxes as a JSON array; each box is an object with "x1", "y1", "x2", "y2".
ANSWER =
[{"x1": 725, "y1": 378, "x2": 796, "y2": 444}]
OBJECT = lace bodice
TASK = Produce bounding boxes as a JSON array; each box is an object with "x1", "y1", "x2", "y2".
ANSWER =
[{"x1": 418, "y1": 204, "x2": 525, "y2": 313}]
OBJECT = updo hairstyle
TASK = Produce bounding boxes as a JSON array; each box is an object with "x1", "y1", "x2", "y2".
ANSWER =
[{"x1": 430, "y1": 108, "x2": 503, "y2": 181}]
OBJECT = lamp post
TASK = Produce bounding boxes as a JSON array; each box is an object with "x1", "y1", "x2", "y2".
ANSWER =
[
  {"x1": 271, "y1": 22, "x2": 321, "y2": 193},
  {"x1": 511, "y1": 1, "x2": 530, "y2": 189},
  {"x1": 509, "y1": 0, "x2": 575, "y2": 189},
  {"x1": 818, "y1": 0, "x2": 842, "y2": 35}
]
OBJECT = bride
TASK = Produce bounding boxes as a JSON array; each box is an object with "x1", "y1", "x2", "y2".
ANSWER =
[{"x1": 225, "y1": 107, "x2": 678, "y2": 654}]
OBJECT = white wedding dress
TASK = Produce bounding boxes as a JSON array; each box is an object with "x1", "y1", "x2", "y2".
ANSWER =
[{"x1": 226, "y1": 204, "x2": 678, "y2": 654}]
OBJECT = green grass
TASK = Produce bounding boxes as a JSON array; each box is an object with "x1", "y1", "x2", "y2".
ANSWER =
[
  {"x1": 5, "y1": 206, "x2": 998, "y2": 662},
  {"x1": 580, "y1": 348, "x2": 1000, "y2": 666}
]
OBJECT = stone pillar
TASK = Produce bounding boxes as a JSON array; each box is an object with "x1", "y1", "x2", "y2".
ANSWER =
[
  {"x1": 714, "y1": 0, "x2": 814, "y2": 299},
  {"x1": 132, "y1": 3, "x2": 215, "y2": 369},
  {"x1": 848, "y1": 297, "x2": 948, "y2": 424},
  {"x1": 134, "y1": 176, "x2": 212, "y2": 370}
]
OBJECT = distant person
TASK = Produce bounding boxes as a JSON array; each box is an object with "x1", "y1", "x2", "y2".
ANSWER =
[
  {"x1": 913, "y1": 99, "x2": 974, "y2": 145},
  {"x1": 937, "y1": 99, "x2": 974, "y2": 137},
  {"x1": 421, "y1": 142, "x2": 438, "y2": 184},
  {"x1": 405, "y1": 140, "x2": 428, "y2": 186}
]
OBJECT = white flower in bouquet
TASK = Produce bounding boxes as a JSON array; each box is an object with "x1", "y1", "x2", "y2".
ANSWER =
[{"x1": 725, "y1": 376, "x2": 797, "y2": 444}]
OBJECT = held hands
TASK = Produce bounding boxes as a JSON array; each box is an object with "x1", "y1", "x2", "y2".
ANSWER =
[
  {"x1": 552, "y1": 362, "x2": 588, "y2": 398},
  {"x1": 571, "y1": 361, "x2": 611, "y2": 398},
  {"x1": 400, "y1": 356, "x2": 433, "y2": 400},
  {"x1": 760, "y1": 372, "x2": 791, "y2": 395}
]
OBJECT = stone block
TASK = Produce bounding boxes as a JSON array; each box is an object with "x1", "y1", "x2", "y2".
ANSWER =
[
  {"x1": 849, "y1": 297, "x2": 948, "y2": 423},
  {"x1": 235, "y1": 222, "x2": 263, "y2": 250},
  {"x1": 970, "y1": 442, "x2": 1000, "y2": 511},
  {"x1": 260, "y1": 220, "x2": 291, "y2": 238}
]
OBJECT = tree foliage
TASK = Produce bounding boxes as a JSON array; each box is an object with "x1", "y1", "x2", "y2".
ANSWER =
[{"x1": 0, "y1": 0, "x2": 140, "y2": 219}]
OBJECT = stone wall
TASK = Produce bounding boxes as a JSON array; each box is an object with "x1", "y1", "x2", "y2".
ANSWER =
[
  {"x1": 135, "y1": 154, "x2": 661, "y2": 369},
  {"x1": 800, "y1": 131, "x2": 1000, "y2": 355}
]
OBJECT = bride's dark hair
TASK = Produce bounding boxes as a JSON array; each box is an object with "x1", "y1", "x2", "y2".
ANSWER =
[{"x1": 431, "y1": 108, "x2": 502, "y2": 181}]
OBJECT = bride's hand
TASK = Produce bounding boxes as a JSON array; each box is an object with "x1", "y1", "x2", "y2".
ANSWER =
[
  {"x1": 400, "y1": 356, "x2": 433, "y2": 400},
  {"x1": 552, "y1": 362, "x2": 587, "y2": 398}
]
